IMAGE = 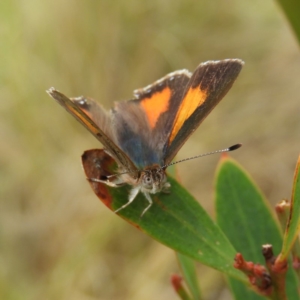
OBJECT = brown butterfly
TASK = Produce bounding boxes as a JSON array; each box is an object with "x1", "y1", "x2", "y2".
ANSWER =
[{"x1": 48, "y1": 59, "x2": 243, "y2": 216}]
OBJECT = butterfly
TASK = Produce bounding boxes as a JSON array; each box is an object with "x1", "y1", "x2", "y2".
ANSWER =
[{"x1": 47, "y1": 59, "x2": 243, "y2": 216}]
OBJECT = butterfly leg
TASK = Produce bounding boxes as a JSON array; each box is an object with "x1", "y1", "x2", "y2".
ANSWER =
[
  {"x1": 140, "y1": 192, "x2": 153, "y2": 218},
  {"x1": 87, "y1": 177, "x2": 124, "y2": 187},
  {"x1": 114, "y1": 186, "x2": 140, "y2": 214}
]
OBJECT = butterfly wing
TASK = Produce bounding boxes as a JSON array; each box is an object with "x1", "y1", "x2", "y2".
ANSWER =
[
  {"x1": 164, "y1": 59, "x2": 244, "y2": 165},
  {"x1": 111, "y1": 59, "x2": 243, "y2": 168},
  {"x1": 48, "y1": 59, "x2": 243, "y2": 172},
  {"x1": 111, "y1": 70, "x2": 192, "y2": 168},
  {"x1": 47, "y1": 88, "x2": 138, "y2": 176}
]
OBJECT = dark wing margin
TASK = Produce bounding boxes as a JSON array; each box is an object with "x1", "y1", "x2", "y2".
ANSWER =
[
  {"x1": 164, "y1": 59, "x2": 244, "y2": 165},
  {"x1": 47, "y1": 88, "x2": 138, "y2": 176}
]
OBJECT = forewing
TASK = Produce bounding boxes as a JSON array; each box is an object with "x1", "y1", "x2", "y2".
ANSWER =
[
  {"x1": 70, "y1": 95, "x2": 114, "y2": 139},
  {"x1": 47, "y1": 88, "x2": 138, "y2": 175},
  {"x1": 164, "y1": 59, "x2": 244, "y2": 165},
  {"x1": 112, "y1": 70, "x2": 192, "y2": 168}
]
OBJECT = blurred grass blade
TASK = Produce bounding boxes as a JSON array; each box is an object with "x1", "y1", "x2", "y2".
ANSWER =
[
  {"x1": 280, "y1": 155, "x2": 300, "y2": 260},
  {"x1": 276, "y1": 0, "x2": 300, "y2": 44},
  {"x1": 177, "y1": 253, "x2": 202, "y2": 300},
  {"x1": 215, "y1": 156, "x2": 299, "y2": 299},
  {"x1": 82, "y1": 149, "x2": 245, "y2": 280},
  {"x1": 171, "y1": 274, "x2": 193, "y2": 300}
]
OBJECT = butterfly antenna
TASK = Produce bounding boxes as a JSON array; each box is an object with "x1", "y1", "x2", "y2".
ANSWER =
[{"x1": 161, "y1": 143, "x2": 242, "y2": 170}]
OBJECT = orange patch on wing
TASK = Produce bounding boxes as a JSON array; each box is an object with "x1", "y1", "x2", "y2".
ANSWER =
[
  {"x1": 140, "y1": 87, "x2": 171, "y2": 128},
  {"x1": 169, "y1": 87, "x2": 207, "y2": 143}
]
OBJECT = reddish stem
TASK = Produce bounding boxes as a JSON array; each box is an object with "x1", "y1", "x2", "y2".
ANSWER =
[{"x1": 234, "y1": 253, "x2": 272, "y2": 296}]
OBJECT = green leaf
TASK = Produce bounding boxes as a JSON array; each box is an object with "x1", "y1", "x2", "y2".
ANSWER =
[
  {"x1": 177, "y1": 253, "x2": 202, "y2": 300},
  {"x1": 227, "y1": 281, "x2": 265, "y2": 300},
  {"x1": 114, "y1": 176, "x2": 245, "y2": 279},
  {"x1": 82, "y1": 149, "x2": 245, "y2": 281},
  {"x1": 171, "y1": 159, "x2": 202, "y2": 300},
  {"x1": 276, "y1": 0, "x2": 300, "y2": 44},
  {"x1": 280, "y1": 155, "x2": 300, "y2": 260},
  {"x1": 215, "y1": 156, "x2": 299, "y2": 300}
]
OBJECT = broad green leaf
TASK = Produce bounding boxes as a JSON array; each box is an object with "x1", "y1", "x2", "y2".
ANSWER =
[
  {"x1": 276, "y1": 0, "x2": 300, "y2": 44},
  {"x1": 280, "y1": 155, "x2": 300, "y2": 260},
  {"x1": 82, "y1": 149, "x2": 245, "y2": 280},
  {"x1": 177, "y1": 253, "x2": 202, "y2": 300},
  {"x1": 112, "y1": 176, "x2": 245, "y2": 279},
  {"x1": 215, "y1": 156, "x2": 299, "y2": 300}
]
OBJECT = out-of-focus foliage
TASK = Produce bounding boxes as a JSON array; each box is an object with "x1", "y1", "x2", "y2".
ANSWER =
[
  {"x1": 1, "y1": 1, "x2": 300, "y2": 299},
  {"x1": 276, "y1": 0, "x2": 300, "y2": 44}
]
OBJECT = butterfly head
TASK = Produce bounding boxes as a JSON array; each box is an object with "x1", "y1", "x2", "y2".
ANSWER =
[
  {"x1": 138, "y1": 165, "x2": 168, "y2": 194},
  {"x1": 111, "y1": 164, "x2": 170, "y2": 217}
]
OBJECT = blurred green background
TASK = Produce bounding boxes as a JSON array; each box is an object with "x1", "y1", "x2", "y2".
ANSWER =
[{"x1": 1, "y1": 0, "x2": 300, "y2": 299}]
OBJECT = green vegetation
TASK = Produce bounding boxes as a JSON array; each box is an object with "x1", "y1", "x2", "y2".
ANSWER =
[{"x1": 1, "y1": 1, "x2": 300, "y2": 299}]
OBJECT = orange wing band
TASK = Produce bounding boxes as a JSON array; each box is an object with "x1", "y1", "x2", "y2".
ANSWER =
[
  {"x1": 140, "y1": 87, "x2": 171, "y2": 128},
  {"x1": 169, "y1": 87, "x2": 207, "y2": 143}
]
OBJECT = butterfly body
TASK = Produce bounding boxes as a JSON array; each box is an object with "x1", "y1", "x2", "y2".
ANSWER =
[{"x1": 48, "y1": 59, "x2": 244, "y2": 215}]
